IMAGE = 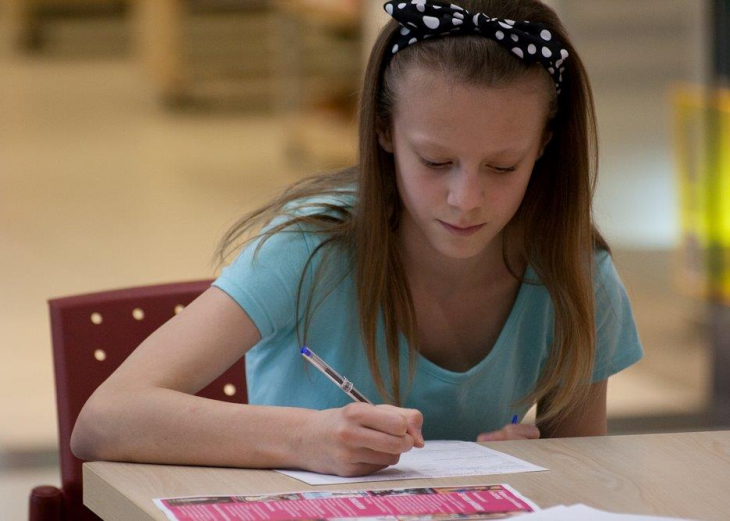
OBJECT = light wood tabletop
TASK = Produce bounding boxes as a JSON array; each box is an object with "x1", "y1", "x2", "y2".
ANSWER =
[{"x1": 83, "y1": 430, "x2": 730, "y2": 521}]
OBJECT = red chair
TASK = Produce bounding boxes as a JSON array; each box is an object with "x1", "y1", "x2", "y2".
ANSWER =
[{"x1": 29, "y1": 280, "x2": 247, "y2": 520}]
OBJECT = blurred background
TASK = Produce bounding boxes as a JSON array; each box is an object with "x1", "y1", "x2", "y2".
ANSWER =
[{"x1": 1, "y1": 0, "x2": 729, "y2": 518}]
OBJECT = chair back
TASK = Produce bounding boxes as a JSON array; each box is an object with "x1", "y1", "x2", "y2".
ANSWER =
[{"x1": 48, "y1": 280, "x2": 246, "y2": 520}]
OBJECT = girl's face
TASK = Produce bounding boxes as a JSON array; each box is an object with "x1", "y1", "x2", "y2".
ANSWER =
[{"x1": 378, "y1": 67, "x2": 552, "y2": 263}]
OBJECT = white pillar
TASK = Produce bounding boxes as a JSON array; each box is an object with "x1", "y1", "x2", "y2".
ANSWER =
[{"x1": 688, "y1": 0, "x2": 710, "y2": 85}]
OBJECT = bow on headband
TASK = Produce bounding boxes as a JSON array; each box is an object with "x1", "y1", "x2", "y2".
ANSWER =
[{"x1": 384, "y1": 0, "x2": 569, "y2": 94}]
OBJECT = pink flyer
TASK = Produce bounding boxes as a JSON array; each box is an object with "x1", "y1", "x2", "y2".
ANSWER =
[{"x1": 154, "y1": 483, "x2": 540, "y2": 520}]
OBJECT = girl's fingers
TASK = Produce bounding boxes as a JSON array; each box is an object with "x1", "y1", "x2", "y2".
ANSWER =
[
  {"x1": 352, "y1": 427, "x2": 416, "y2": 455},
  {"x1": 377, "y1": 405, "x2": 425, "y2": 447},
  {"x1": 477, "y1": 423, "x2": 541, "y2": 442},
  {"x1": 352, "y1": 447, "x2": 403, "y2": 466},
  {"x1": 353, "y1": 403, "x2": 424, "y2": 446},
  {"x1": 477, "y1": 430, "x2": 508, "y2": 442},
  {"x1": 347, "y1": 403, "x2": 410, "y2": 437},
  {"x1": 507, "y1": 424, "x2": 540, "y2": 439},
  {"x1": 310, "y1": 406, "x2": 419, "y2": 477},
  {"x1": 337, "y1": 403, "x2": 418, "y2": 454}
]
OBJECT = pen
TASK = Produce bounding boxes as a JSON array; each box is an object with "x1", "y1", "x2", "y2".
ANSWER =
[
  {"x1": 511, "y1": 414, "x2": 519, "y2": 424},
  {"x1": 300, "y1": 346, "x2": 374, "y2": 405}
]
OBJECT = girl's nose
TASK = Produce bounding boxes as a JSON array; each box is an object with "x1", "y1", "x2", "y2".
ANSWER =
[{"x1": 446, "y1": 167, "x2": 484, "y2": 213}]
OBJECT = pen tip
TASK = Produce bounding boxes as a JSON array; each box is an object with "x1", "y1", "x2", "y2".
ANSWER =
[{"x1": 300, "y1": 346, "x2": 310, "y2": 355}]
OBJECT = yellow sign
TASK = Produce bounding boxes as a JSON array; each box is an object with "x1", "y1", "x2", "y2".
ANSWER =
[{"x1": 673, "y1": 85, "x2": 730, "y2": 301}]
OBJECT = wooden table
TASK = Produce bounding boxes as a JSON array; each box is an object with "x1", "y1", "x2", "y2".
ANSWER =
[{"x1": 84, "y1": 431, "x2": 730, "y2": 521}]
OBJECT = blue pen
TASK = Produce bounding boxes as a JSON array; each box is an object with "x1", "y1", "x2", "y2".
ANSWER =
[{"x1": 511, "y1": 414, "x2": 519, "y2": 424}]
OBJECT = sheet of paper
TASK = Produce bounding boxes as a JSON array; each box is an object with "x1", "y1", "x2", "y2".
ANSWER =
[
  {"x1": 154, "y1": 483, "x2": 541, "y2": 521},
  {"x1": 276, "y1": 440, "x2": 547, "y2": 485},
  {"x1": 518, "y1": 504, "x2": 697, "y2": 521}
]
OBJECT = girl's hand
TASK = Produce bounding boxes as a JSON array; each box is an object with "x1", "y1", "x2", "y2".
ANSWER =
[
  {"x1": 300, "y1": 402, "x2": 424, "y2": 477},
  {"x1": 477, "y1": 423, "x2": 540, "y2": 442}
]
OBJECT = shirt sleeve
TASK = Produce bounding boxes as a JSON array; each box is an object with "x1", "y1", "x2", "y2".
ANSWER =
[
  {"x1": 591, "y1": 250, "x2": 644, "y2": 382},
  {"x1": 212, "y1": 217, "x2": 315, "y2": 340}
]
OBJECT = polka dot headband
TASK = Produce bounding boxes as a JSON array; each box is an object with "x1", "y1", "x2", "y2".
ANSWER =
[{"x1": 383, "y1": 0, "x2": 570, "y2": 95}]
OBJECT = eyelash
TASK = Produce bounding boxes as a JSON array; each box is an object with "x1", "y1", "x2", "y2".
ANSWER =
[
  {"x1": 421, "y1": 160, "x2": 450, "y2": 169},
  {"x1": 420, "y1": 159, "x2": 516, "y2": 174}
]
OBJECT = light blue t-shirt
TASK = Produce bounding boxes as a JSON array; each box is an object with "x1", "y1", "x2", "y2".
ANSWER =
[{"x1": 213, "y1": 201, "x2": 643, "y2": 441}]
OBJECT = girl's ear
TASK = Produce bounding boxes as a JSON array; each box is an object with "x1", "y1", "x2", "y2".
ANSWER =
[{"x1": 377, "y1": 124, "x2": 395, "y2": 154}]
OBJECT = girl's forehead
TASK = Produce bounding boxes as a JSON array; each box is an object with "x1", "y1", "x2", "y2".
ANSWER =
[{"x1": 392, "y1": 69, "x2": 549, "y2": 146}]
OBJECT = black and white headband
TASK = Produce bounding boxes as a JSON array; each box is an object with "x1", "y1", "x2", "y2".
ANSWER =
[{"x1": 383, "y1": 0, "x2": 570, "y2": 95}]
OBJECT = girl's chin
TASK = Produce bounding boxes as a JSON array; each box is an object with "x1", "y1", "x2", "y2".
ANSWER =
[{"x1": 429, "y1": 228, "x2": 499, "y2": 260}]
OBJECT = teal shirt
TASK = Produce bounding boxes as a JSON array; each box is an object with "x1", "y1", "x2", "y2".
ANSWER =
[{"x1": 213, "y1": 205, "x2": 643, "y2": 441}]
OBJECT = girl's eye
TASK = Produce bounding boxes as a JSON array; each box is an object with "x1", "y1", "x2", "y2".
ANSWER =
[
  {"x1": 420, "y1": 158, "x2": 451, "y2": 169},
  {"x1": 419, "y1": 158, "x2": 517, "y2": 173},
  {"x1": 492, "y1": 166, "x2": 517, "y2": 174}
]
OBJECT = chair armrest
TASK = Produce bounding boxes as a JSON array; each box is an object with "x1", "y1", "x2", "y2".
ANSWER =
[{"x1": 29, "y1": 485, "x2": 62, "y2": 521}]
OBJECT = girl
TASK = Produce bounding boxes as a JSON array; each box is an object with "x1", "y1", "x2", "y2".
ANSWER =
[{"x1": 72, "y1": 0, "x2": 643, "y2": 477}]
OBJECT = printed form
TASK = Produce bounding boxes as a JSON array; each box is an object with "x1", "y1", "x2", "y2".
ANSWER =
[{"x1": 276, "y1": 440, "x2": 547, "y2": 485}]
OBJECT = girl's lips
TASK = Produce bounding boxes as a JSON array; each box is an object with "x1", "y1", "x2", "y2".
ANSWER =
[{"x1": 438, "y1": 220, "x2": 486, "y2": 237}]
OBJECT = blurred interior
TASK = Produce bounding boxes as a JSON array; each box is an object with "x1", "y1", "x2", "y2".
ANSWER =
[{"x1": 1, "y1": 0, "x2": 729, "y2": 518}]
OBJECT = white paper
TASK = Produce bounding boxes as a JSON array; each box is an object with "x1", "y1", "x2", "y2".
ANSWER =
[
  {"x1": 517, "y1": 504, "x2": 697, "y2": 521},
  {"x1": 276, "y1": 440, "x2": 547, "y2": 485}
]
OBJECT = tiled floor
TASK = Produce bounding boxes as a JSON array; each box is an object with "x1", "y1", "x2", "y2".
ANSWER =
[{"x1": 0, "y1": 11, "x2": 713, "y2": 520}]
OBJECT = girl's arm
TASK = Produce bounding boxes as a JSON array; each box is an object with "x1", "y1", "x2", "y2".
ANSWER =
[
  {"x1": 476, "y1": 380, "x2": 607, "y2": 442},
  {"x1": 536, "y1": 380, "x2": 608, "y2": 438},
  {"x1": 71, "y1": 287, "x2": 423, "y2": 477}
]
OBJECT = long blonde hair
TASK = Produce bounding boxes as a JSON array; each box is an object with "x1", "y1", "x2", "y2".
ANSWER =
[{"x1": 215, "y1": 0, "x2": 608, "y2": 424}]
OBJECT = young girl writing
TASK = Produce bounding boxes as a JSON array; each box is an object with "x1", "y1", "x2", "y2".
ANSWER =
[{"x1": 72, "y1": 0, "x2": 643, "y2": 477}]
